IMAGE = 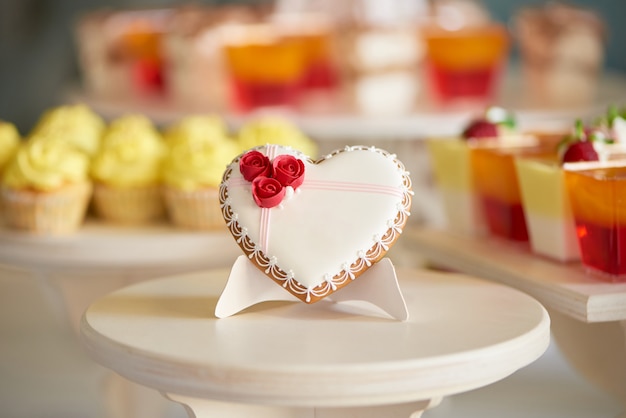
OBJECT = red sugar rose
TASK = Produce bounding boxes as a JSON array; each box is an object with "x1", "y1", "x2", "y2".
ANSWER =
[
  {"x1": 240, "y1": 150, "x2": 272, "y2": 182},
  {"x1": 251, "y1": 176, "x2": 285, "y2": 208},
  {"x1": 272, "y1": 154, "x2": 305, "y2": 189}
]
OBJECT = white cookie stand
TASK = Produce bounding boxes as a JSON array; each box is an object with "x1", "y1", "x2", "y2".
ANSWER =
[
  {"x1": 80, "y1": 267, "x2": 550, "y2": 418},
  {"x1": 406, "y1": 227, "x2": 626, "y2": 413},
  {"x1": 216, "y1": 256, "x2": 409, "y2": 320}
]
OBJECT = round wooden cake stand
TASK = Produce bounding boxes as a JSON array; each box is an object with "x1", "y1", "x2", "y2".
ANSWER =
[
  {"x1": 406, "y1": 227, "x2": 626, "y2": 413},
  {"x1": 80, "y1": 267, "x2": 550, "y2": 418}
]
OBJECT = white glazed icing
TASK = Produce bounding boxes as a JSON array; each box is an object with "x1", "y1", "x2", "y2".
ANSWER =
[{"x1": 220, "y1": 145, "x2": 412, "y2": 303}]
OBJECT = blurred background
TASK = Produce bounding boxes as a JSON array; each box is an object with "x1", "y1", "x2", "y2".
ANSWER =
[
  {"x1": 1, "y1": 2, "x2": 626, "y2": 418},
  {"x1": 1, "y1": 0, "x2": 625, "y2": 134}
]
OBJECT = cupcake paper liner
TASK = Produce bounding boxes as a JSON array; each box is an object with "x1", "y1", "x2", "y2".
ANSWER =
[
  {"x1": 1, "y1": 182, "x2": 92, "y2": 234},
  {"x1": 93, "y1": 183, "x2": 165, "y2": 224},
  {"x1": 162, "y1": 186, "x2": 224, "y2": 230}
]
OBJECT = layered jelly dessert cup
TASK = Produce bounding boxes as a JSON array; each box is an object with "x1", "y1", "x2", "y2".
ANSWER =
[
  {"x1": 564, "y1": 161, "x2": 626, "y2": 281},
  {"x1": 515, "y1": 158, "x2": 580, "y2": 262},
  {"x1": 471, "y1": 138, "x2": 559, "y2": 242},
  {"x1": 272, "y1": 14, "x2": 339, "y2": 92},
  {"x1": 221, "y1": 23, "x2": 307, "y2": 111},
  {"x1": 422, "y1": 23, "x2": 509, "y2": 102},
  {"x1": 427, "y1": 138, "x2": 487, "y2": 236}
]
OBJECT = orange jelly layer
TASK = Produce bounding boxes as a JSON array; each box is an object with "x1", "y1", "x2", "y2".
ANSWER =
[
  {"x1": 224, "y1": 39, "x2": 306, "y2": 83},
  {"x1": 472, "y1": 145, "x2": 555, "y2": 203},
  {"x1": 565, "y1": 167, "x2": 626, "y2": 226},
  {"x1": 423, "y1": 25, "x2": 509, "y2": 71}
]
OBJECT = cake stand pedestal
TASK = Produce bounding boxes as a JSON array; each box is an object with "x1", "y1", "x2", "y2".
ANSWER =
[
  {"x1": 80, "y1": 267, "x2": 549, "y2": 417},
  {"x1": 405, "y1": 227, "x2": 626, "y2": 411},
  {"x1": 0, "y1": 220, "x2": 241, "y2": 418}
]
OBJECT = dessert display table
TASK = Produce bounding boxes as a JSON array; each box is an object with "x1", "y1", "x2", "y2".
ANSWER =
[
  {"x1": 0, "y1": 219, "x2": 241, "y2": 330},
  {"x1": 405, "y1": 227, "x2": 626, "y2": 407},
  {"x1": 0, "y1": 220, "x2": 241, "y2": 418},
  {"x1": 80, "y1": 267, "x2": 550, "y2": 418}
]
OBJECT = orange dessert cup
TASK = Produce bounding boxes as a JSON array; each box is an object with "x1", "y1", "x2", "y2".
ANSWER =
[
  {"x1": 423, "y1": 23, "x2": 509, "y2": 102},
  {"x1": 564, "y1": 161, "x2": 626, "y2": 280},
  {"x1": 222, "y1": 23, "x2": 306, "y2": 111},
  {"x1": 472, "y1": 137, "x2": 558, "y2": 241}
]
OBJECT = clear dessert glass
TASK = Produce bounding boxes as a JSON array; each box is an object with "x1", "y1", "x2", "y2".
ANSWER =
[
  {"x1": 427, "y1": 138, "x2": 487, "y2": 236},
  {"x1": 334, "y1": 0, "x2": 429, "y2": 115},
  {"x1": 512, "y1": 3, "x2": 605, "y2": 107},
  {"x1": 564, "y1": 161, "x2": 626, "y2": 281},
  {"x1": 76, "y1": 8, "x2": 172, "y2": 99},
  {"x1": 515, "y1": 157, "x2": 580, "y2": 262},
  {"x1": 162, "y1": 5, "x2": 260, "y2": 111},
  {"x1": 471, "y1": 137, "x2": 558, "y2": 241},
  {"x1": 422, "y1": 22, "x2": 509, "y2": 102},
  {"x1": 271, "y1": 14, "x2": 339, "y2": 92},
  {"x1": 221, "y1": 23, "x2": 307, "y2": 111}
]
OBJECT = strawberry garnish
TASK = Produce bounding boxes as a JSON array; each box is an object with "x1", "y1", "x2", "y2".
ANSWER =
[
  {"x1": 462, "y1": 119, "x2": 498, "y2": 140},
  {"x1": 462, "y1": 106, "x2": 516, "y2": 141},
  {"x1": 561, "y1": 141, "x2": 599, "y2": 163},
  {"x1": 558, "y1": 119, "x2": 600, "y2": 163}
]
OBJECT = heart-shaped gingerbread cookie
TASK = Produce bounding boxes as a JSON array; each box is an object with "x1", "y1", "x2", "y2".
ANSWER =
[{"x1": 220, "y1": 145, "x2": 412, "y2": 303}]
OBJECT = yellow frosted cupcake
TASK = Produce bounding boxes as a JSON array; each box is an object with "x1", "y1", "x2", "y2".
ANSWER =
[
  {"x1": 237, "y1": 117, "x2": 318, "y2": 158},
  {"x1": 0, "y1": 121, "x2": 20, "y2": 177},
  {"x1": 1, "y1": 135, "x2": 92, "y2": 233},
  {"x1": 30, "y1": 104, "x2": 105, "y2": 157},
  {"x1": 163, "y1": 114, "x2": 229, "y2": 146},
  {"x1": 162, "y1": 115, "x2": 239, "y2": 229},
  {"x1": 90, "y1": 114, "x2": 166, "y2": 223}
]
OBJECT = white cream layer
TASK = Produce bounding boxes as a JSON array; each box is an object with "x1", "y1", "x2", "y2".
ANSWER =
[
  {"x1": 439, "y1": 188, "x2": 486, "y2": 237},
  {"x1": 525, "y1": 213, "x2": 580, "y2": 262}
]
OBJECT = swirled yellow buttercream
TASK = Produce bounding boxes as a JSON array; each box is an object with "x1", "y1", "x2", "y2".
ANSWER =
[
  {"x1": 164, "y1": 115, "x2": 229, "y2": 146},
  {"x1": 91, "y1": 115, "x2": 165, "y2": 187},
  {"x1": 0, "y1": 121, "x2": 20, "y2": 170},
  {"x1": 237, "y1": 118, "x2": 318, "y2": 158},
  {"x1": 163, "y1": 135, "x2": 240, "y2": 190},
  {"x1": 30, "y1": 105, "x2": 105, "y2": 157},
  {"x1": 2, "y1": 135, "x2": 90, "y2": 191}
]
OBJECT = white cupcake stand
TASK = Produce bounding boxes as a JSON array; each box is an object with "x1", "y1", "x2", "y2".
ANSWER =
[
  {"x1": 80, "y1": 267, "x2": 550, "y2": 418},
  {"x1": 0, "y1": 220, "x2": 242, "y2": 418},
  {"x1": 406, "y1": 227, "x2": 626, "y2": 413}
]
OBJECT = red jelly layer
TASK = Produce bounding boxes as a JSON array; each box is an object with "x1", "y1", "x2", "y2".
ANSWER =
[
  {"x1": 230, "y1": 78, "x2": 301, "y2": 110},
  {"x1": 428, "y1": 64, "x2": 498, "y2": 100},
  {"x1": 481, "y1": 196, "x2": 529, "y2": 241},
  {"x1": 575, "y1": 221, "x2": 626, "y2": 279},
  {"x1": 133, "y1": 59, "x2": 165, "y2": 94},
  {"x1": 301, "y1": 60, "x2": 338, "y2": 90}
]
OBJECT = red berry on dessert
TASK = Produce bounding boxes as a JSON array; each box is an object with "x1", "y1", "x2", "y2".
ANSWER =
[
  {"x1": 462, "y1": 106, "x2": 517, "y2": 141},
  {"x1": 462, "y1": 119, "x2": 498, "y2": 140},
  {"x1": 558, "y1": 119, "x2": 603, "y2": 164},
  {"x1": 561, "y1": 141, "x2": 599, "y2": 163}
]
